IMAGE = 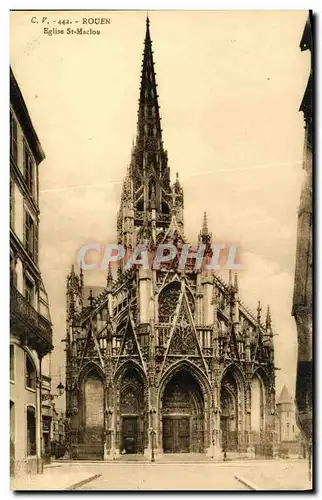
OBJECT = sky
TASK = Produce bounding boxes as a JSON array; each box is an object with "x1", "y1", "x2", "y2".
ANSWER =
[{"x1": 10, "y1": 10, "x2": 310, "y2": 409}]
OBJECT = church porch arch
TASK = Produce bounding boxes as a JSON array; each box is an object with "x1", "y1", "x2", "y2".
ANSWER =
[
  {"x1": 114, "y1": 362, "x2": 148, "y2": 455},
  {"x1": 157, "y1": 361, "x2": 211, "y2": 454},
  {"x1": 220, "y1": 365, "x2": 246, "y2": 454},
  {"x1": 78, "y1": 362, "x2": 105, "y2": 459},
  {"x1": 251, "y1": 368, "x2": 274, "y2": 457}
]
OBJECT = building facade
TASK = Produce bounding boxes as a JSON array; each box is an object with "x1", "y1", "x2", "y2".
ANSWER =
[
  {"x1": 276, "y1": 386, "x2": 302, "y2": 458},
  {"x1": 51, "y1": 407, "x2": 66, "y2": 458},
  {"x1": 10, "y1": 68, "x2": 53, "y2": 476},
  {"x1": 292, "y1": 14, "x2": 313, "y2": 455},
  {"x1": 65, "y1": 18, "x2": 276, "y2": 461}
]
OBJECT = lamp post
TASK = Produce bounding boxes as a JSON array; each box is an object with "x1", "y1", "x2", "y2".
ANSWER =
[
  {"x1": 149, "y1": 407, "x2": 157, "y2": 463},
  {"x1": 150, "y1": 429, "x2": 156, "y2": 463}
]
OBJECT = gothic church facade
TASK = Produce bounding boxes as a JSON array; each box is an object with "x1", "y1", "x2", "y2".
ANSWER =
[{"x1": 65, "y1": 18, "x2": 276, "y2": 460}]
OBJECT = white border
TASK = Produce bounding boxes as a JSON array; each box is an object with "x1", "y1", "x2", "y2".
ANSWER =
[{"x1": 3, "y1": 2, "x2": 320, "y2": 498}]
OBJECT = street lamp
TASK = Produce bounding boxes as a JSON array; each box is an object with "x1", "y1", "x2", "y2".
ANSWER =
[
  {"x1": 42, "y1": 381, "x2": 65, "y2": 401},
  {"x1": 150, "y1": 429, "x2": 156, "y2": 463},
  {"x1": 149, "y1": 407, "x2": 157, "y2": 463},
  {"x1": 57, "y1": 381, "x2": 65, "y2": 397}
]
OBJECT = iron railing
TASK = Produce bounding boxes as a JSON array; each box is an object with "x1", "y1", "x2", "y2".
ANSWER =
[{"x1": 10, "y1": 285, "x2": 53, "y2": 349}]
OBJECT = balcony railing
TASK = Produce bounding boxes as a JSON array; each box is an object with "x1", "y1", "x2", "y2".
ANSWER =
[{"x1": 10, "y1": 285, "x2": 53, "y2": 352}]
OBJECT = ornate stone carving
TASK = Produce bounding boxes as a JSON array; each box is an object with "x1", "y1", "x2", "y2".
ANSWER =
[{"x1": 65, "y1": 17, "x2": 276, "y2": 459}]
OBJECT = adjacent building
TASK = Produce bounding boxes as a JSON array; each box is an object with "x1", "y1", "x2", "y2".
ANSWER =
[
  {"x1": 292, "y1": 14, "x2": 313, "y2": 456},
  {"x1": 276, "y1": 386, "x2": 302, "y2": 458},
  {"x1": 10, "y1": 68, "x2": 53, "y2": 477},
  {"x1": 51, "y1": 406, "x2": 66, "y2": 458},
  {"x1": 64, "y1": 18, "x2": 277, "y2": 461}
]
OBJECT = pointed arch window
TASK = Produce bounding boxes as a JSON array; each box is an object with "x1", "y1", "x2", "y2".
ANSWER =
[
  {"x1": 148, "y1": 178, "x2": 156, "y2": 200},
  {"x1": 137, "y1": 198, "x2": 144, "y2": 212},
  {"x1": 162, "y1": 202, "x2": 170, "y2": 214},
  {"x1": 159, "y1": 281, "x2": 181, "y2": 323},
  {"x1": 120, "y1": 386, "x2": 139, "y2": 414},
  {"x1": 147, "y1": 125, "x2": 154, "y2": 138}
]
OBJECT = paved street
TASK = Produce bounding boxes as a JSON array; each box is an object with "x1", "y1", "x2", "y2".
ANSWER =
[
  {"x1": 11, "y1": 459, "x2": 312, "y2": 491},
  {"x1": 77, "y1": 463, "x2": 247, "y2": 491}
]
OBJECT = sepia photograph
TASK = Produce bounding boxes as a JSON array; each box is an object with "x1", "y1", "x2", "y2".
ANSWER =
[{"x1": 9, "y1": 9, "x2": 312, "y2": 491}]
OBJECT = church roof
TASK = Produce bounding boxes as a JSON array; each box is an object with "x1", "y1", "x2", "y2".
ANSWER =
[{"x1": 277, "y1": 385, "x2": 292, "y2": 404}]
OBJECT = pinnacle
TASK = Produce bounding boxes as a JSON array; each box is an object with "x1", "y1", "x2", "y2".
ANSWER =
[
  {"x1": 266, "y1": 304, "x2": 272, "y2": 330},
  {"x1": 107, "y1": 262, "x2": 113, "y2": 288},
  {"x1": 257, "y1": 300, "x2": 262, "y2": 323},
  {"x1": 234, "y1": 272, "x2": 239, "y2": 293},
  {"x1": 201, "y1": 211, "x2": 208, "y2": 235}
]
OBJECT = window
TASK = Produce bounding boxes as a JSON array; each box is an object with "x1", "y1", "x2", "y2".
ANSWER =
[
  {"x1": 10, "y1": 345, "x2": 14, "y2": 382},
  {"x1": 27, "y1": 406, "x2": 36, "y2": 456},
  {"x1": 34, "y1": 225, "x2": 39, "y2": 264},
  {"x1": 203, "y1": 331, "x2": 211, "y2": 348},
  {"x1": 10, "y1": 111, "x2": 18, "y2": 164},
  {"x1": 10, "y1": 179, "x2": 15, "y2": 229},
  {"x1": 23, "y1": 142, "x2": 34, "y2": 194},
  {"x1": 139, "y1": 334, "x2": 149, "y2": 347},
  {"x1": 10, "y1": 254, "x2": 17, "y2": 286},
  {"x1": 24, "y1": 276, "x2": 35, "y2": 306},
  {"x1": 25, "y1": 353, "x2": 36, "y2": 390},
  {"x1": 24, "y1": 211, "x2": 38, "y2": 262}
]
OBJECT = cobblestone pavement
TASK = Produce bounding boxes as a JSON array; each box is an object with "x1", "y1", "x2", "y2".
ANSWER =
[{"x1": 11, "y1": 458, "x2": 312, "y2": 491}]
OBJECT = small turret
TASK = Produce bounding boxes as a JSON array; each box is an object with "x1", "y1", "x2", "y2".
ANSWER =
[
  {"x1": 107, "y1": 262, "x2": 113, "y2": 290},
  {"x1": 199, "y1": 211, "x2": 212, "y2": 245},
  {"x1": 234, "y1": 272, "x2": 239, "y2": 294},
  {"x1": 66, "y1": 264, "x2": 83, "y2": 317},
  {"x1": 257, "y1": 300, "x2": 262, "y2": 325},
  {"x1": 266, "y1": 304, "x2": 272, "y2": 332},
  {"x1": 228, "y1": 269, "x2": 233, "y2": 289}
]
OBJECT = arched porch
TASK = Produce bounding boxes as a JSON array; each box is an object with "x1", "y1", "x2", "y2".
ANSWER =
[
  {"x1": 114, "y1": 363, "x2": 148, "y2": 455},
  {"x1": 157, "y1": 362, "x2": 211, "y2": 455},
  {"x1": 220, "y1": 366, "x2": 246, "y2": 455}
]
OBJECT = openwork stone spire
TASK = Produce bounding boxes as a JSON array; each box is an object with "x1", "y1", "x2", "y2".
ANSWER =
[
  {"x1": 117, "y1": 17, "x2": 175, "y2": 247},
  {"x1": 136, "y1": 17, "x2": 163, "y2": 155}
]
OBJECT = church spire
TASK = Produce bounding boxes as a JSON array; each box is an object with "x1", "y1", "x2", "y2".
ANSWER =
[
  {"x1": 117, "y1": 17, "x2": 176, "y2": 248},
  {"x1": 136, "y1": 15, "x2": 163, "y2": 152}
]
